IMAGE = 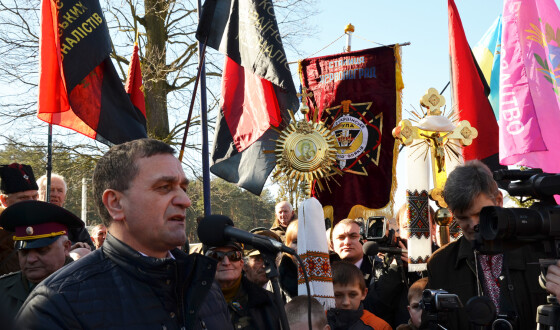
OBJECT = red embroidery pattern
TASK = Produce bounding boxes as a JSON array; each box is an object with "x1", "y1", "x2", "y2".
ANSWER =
[
  {"x1": 297, "y1": 251, "x2": 333, "y2": 285},
  {"x1": 406, "y1": 190, "x2": 430, "y2": 239}
]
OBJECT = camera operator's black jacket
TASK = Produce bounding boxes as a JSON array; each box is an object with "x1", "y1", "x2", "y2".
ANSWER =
[{"x1": 426, "y1": 236, "x2": 547, "y2": 330}]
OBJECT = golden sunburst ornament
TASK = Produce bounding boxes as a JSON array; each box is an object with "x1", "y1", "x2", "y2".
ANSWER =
[{"x1": 273, "y1": 88, "x2": 341, "y2": 193}]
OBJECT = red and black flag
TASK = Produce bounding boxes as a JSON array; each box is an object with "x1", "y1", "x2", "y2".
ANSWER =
[
  {"x1": 196, "y1": 0, "x2": 298, "y2": 195},
  {"x1": 38, "y1": 0, "x2": 147, "y2": 145},
  {"x1": 300, "y1": 46, "x2": 402, "y2": 223},
  {"x1": 448, "y1": 0, "x2": 501, "y2": 169}
]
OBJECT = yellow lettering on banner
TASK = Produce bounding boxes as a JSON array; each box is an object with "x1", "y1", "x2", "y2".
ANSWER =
[
  {"x1": 71, "y1": 29, "x2": 84, "y2": 40},
  {"x1": 56, "y1": 0, "x2": 63, "y2": 9},
  {"x1": 62, "y1": 11, "x2": 77, "y2": 24},
  {"x1": 60, "y1": 42, "x2": 71, "y2": 55},
  {"x1": 66, "y1": 36, "x2": 78, "y2": 47},
  {"x1": 262, "y1": 43, "x2": 274, "y2": 57},
  {"x1": 262, "y1": 21, "x2": 276, "y2": 35},
  {"x1": 93, "y1": 13, "x2": 102, "y2": 24},
  {"x1": 81, "y1": 22, "x2": 92, "y2": 33},
  {"x1": 75, "y1": 1, "x2": 88, "y2": 12},
  {"x1": 258, "y1": 0, "x2": 275, "y2": 17}
]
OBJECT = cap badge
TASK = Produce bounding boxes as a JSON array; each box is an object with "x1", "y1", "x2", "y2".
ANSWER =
[{"x1": 26, "y1": 226, "x2": 33, "y2": 235}]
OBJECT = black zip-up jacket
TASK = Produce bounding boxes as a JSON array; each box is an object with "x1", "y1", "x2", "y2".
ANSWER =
[
  {"x1": 426, "y1": 236, "x2": 546, "y2": 330},
  {"x1": 14, "y1": 234, "x2": 232, "y2": 330}
]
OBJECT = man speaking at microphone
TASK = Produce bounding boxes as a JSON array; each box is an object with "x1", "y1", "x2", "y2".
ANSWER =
[{"x1": 15, "y1": 139, "x2": 231, "y2": 329}]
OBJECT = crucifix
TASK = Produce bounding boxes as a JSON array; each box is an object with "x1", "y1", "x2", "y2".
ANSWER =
[
  {"x1": 393, "y1": 88, "x2": 478, "y2": 247},
  {"x1": 297, "y1": 86, "x2": 315, "y2": 120}
]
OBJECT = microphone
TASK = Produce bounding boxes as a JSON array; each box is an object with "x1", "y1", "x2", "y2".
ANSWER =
[
  {"x1": 197, "y1": 215, "x2": 296, "y2": 255},
  {"x1": 362, "y1": 241, "x2": 407, "y2": 255}
]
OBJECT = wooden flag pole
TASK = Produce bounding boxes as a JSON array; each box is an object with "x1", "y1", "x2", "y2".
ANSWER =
[{"x1": 178, "y1": 39, "x2": 208, "y2": 163}]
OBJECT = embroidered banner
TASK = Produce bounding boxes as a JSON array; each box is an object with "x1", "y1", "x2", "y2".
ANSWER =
[{"x1": 300, "y1": 46, "x2": 402, "y2": 223}]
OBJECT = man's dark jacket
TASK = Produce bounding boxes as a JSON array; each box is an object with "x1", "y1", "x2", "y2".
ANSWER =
[
  {"x1": 228, "y1": 276, "x2": 281, "y2": 330},
  {"x1": 426, "y1": 236, "x2": 546, "y2": 330},
  {"x1": 14, "y1": 234, "x2": 232, "y2": 329},
  {"x1": 0, "y1": 271, "x2": 32, "y2": 326}
]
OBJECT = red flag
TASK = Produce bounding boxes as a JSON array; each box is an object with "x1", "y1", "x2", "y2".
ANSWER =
[
  {"x1": 448, "y1": 0, "x2": 499, "y2": 162},
  {"x1": 125, "y1": 42, "x2": 146, "y2": 117},
  {"x1": 38, "y1": 0, "x2": 146, "y2": 145}
]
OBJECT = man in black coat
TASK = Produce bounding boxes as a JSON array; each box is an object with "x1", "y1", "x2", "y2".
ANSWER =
[
  {"x1": 15, "y1": 138, "x2": 232, "y2": 329},
  {"x1": 425, "y1": 160, "x2": 546, "y2": 330}
]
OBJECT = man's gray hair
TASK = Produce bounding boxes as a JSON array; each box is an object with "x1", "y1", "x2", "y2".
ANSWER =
[
  {"x1": 37, "y1": 173, "x2": 67, "y2": 193},
  {"x1": 275, "y1": 201, "x2": 293, "y2": 211},
  {"x1": 443, "y1": 160, "x2": 499, "y2": 214}
]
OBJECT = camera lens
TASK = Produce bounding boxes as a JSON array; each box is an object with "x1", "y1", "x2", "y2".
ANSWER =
[{"x1": 480, "y1": 206, "x2": 545, "y2": 241}]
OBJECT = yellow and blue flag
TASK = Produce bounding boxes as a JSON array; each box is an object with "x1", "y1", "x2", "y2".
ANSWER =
[{"x1": 473, "y1": 15, "x2": 502, "y2": 120}]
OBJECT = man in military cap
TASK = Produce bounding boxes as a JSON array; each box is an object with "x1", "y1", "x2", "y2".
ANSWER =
[
  {"x1": 0, "y1": 200, "x2": 83, "y2": 320},
  {"x1": 243, "y1": 228, "x2": 282, "y2": 289},
  {"x1": 207, "y1": 235, "x2": 281, "y2": 330},
  {"x1": 0, "y1": 163, "x2": 39, "y2": 275},
  {"x1": 0, "y1": 163, "x2": 39, "y2": 209}
]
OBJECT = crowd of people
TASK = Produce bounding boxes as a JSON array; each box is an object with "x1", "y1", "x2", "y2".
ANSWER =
[{"x1": 0, "y1": 138, "x2": 559, "y2": 329}]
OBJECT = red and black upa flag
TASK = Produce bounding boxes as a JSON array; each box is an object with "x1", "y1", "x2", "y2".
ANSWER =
[
  {"x1": 300, "y1": 46, "x2": 402, "y2": 223},
  {"x1": 196, "y1": 0, "x2": 298, "y2": 195},
  {"x1": 38, "y1": 0, "x2": 147, "y2": 145}
]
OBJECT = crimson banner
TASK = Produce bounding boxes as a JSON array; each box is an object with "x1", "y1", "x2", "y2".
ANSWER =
[{"x1": 300, "y1": 46, "x2": 402, "y2": 222}]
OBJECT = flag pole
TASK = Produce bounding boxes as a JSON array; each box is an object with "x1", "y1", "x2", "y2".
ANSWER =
[
  {"x1": 46, "y1": 123, "x2": 53, "y2": 203},
  {"x1": 198, "y1": 0, "x2": 211, "y2": 216},
  {"x1": 178, "y1": 39, "x2": 207, "y2": 162},
  {"x1": 344, "y1": 23, "x2": 354, "y2": 52}
]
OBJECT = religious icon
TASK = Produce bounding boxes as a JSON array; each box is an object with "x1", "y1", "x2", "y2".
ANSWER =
[{"x1": 296, "y1": 140, "x2": 317, "y2": 162}]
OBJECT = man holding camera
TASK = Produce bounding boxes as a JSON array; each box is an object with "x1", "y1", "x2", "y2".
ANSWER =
[{"x1": 426, "y1": 160, "x2": 546, "y2": 329}]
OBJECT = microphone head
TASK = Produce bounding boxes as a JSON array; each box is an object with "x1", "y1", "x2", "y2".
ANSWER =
[
  {"x1": 362, "y1": 241, "x2": 380, "y2": 256},
  {"x1": 197, "y1": 214, "x2": 234, "y2": 246}
]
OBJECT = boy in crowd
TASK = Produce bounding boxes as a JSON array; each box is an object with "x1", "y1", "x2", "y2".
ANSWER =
[
  {"x1": 328, "y1": 261, "x2": 392, "y2": 330},
  {"x1": 286, "y1": 296, "x2": 330, "y2": 330},
  {"x1": 396, "y1": 278, "x2": 428, "y2": 330}
]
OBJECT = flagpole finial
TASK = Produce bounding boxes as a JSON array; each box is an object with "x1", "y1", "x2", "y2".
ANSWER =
[
  {"x1": 135, "y1": 29, "x2": 139, "y2": 45},
  {"x1": 344, "y1": 24, "x2": 354, "y2": 52}
]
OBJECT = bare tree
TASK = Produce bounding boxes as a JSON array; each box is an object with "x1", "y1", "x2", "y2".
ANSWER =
[{"x1": 0, "y1": 0, "x2": 317, "y2": 177}]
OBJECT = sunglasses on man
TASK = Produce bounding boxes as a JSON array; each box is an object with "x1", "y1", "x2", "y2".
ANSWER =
[{"x1": 206, "y1": 250, "x2": 243, "y2": 262}]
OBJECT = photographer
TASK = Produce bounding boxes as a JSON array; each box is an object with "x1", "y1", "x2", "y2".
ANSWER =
[{"x1": 425, "y1": 160, "x2": 546, "y2": 329}]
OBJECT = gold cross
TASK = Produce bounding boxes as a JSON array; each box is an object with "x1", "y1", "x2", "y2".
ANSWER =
[{"x1": 297, "y1": 87, "x2": 313, "y2": 102}]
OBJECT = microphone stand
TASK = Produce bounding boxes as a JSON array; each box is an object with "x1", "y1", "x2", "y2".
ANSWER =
[{"x1": 261, "y1": 250, "x2": 290, "y2": 330}]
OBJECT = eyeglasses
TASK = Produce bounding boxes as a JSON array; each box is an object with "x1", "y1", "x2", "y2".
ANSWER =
[{"x1": 206, "y1": 250, "x2": 243, "y2": 262}]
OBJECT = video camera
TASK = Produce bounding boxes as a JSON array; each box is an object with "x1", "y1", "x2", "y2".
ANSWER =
[
  {"x1": 476, "y1": 169, "x2": 560, "y2": 329},
  {"x1": 421, "y1": 289, "x2": 462, "y2": 330},
  {"x1": 358, "y1": 216, "x2": 387, "y2": 240},
  {"x1": 476, "y1": 169, "x2": 560, "y2": 256}
]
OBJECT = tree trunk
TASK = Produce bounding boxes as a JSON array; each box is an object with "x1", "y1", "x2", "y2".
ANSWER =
[{"x1": 143, "y1": 0, "x2": 170, "y2": 139}]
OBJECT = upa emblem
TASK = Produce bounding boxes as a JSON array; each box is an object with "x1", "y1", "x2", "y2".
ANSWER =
[{"x1": 324, "y1": 100, "x2": 382, "y2": 175}]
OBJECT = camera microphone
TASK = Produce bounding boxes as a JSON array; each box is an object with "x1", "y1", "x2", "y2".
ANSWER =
[
  {"x1": 362, "y1": 240, "x2": 407, "y2": 255},
  {"x1": 197, "y1": 214, "x2": 296, "y2": 255}
]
